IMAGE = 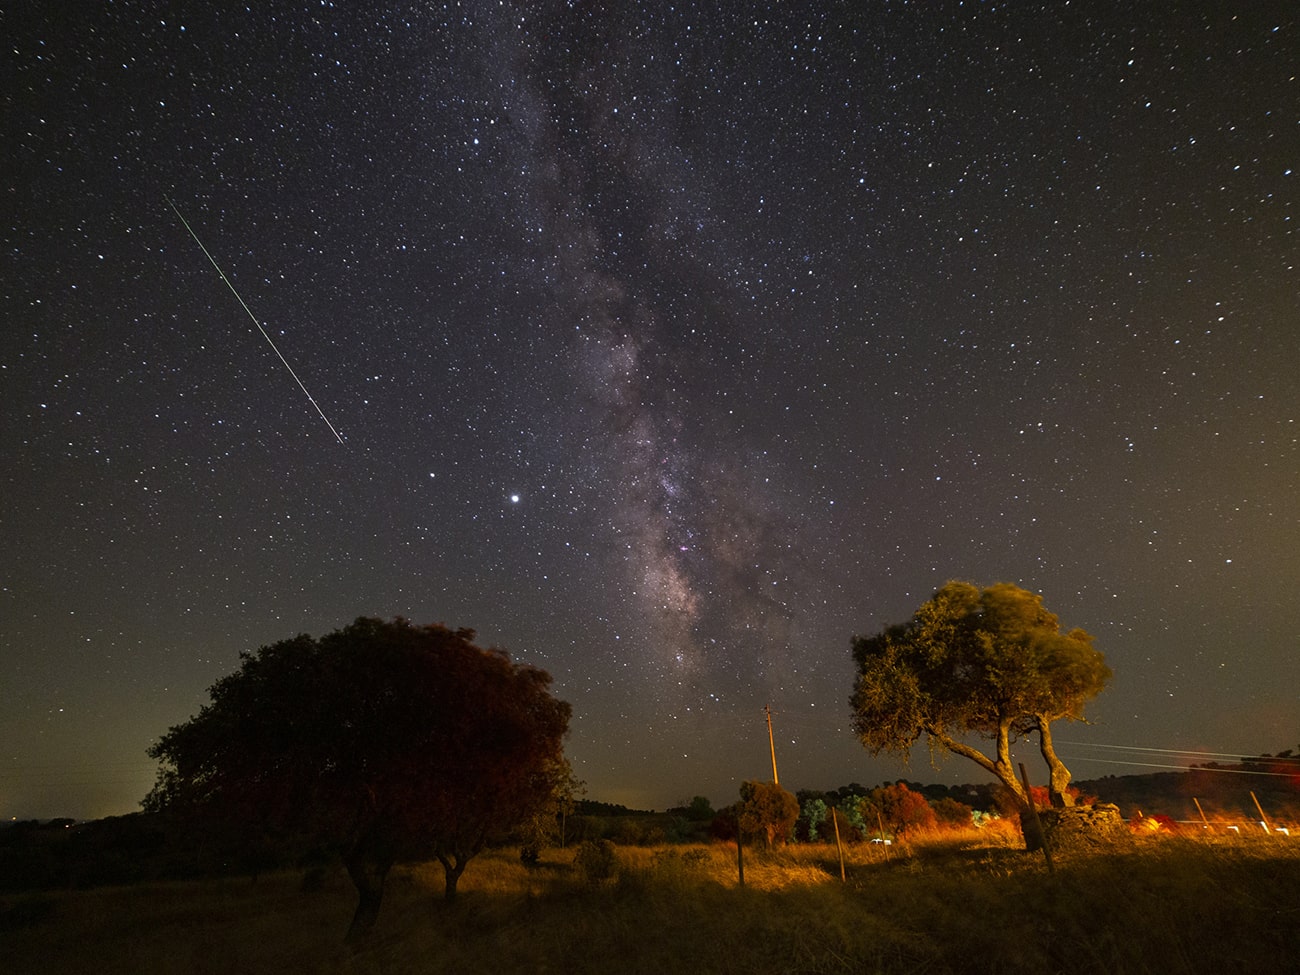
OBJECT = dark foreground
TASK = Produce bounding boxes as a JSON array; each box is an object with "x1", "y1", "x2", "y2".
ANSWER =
[{"x1": 5, "y1": 833, "x2": 1298, "y2": 974}]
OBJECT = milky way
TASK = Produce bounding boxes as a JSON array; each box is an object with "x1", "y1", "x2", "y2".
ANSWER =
[{"x1": 467, "y1": 5, "x2": 814, "y2": 686}]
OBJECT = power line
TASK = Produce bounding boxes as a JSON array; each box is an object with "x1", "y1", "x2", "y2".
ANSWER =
[
  {"x1": 1060, "y1": 756, "x2": 1297, "y2": 777},
  {"x1": 1055, "y1": 741, "x2": 1300, "y2": 763}
]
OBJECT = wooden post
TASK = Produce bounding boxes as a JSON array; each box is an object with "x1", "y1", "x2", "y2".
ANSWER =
[
  {"x1": 1019, "y1": 762, "x2": 1054, "y2": 874},
  {"x1": 736, "y1": 828, "x2": 745, "y2": 888},
  {"x1": 1250, "y1": 791, "x2": 1272, "y2": 834},
  {"x1": 876, "y1": 810, "x2": 890, "y2": 863},
  {"x1": 1192, "y1": 797, "x2": 1211, "y2": 831},
  {"x1": 831, "y1": 808, "x2": 846, "y2": 882}
]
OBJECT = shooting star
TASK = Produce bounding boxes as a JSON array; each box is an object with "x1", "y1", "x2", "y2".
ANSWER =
[{"x1": 165, "y1": 196, "x2": 346, "y2": 445}]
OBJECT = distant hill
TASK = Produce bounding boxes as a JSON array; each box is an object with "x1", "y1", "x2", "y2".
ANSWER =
[{"x1": 1078, "y1": 752, "x2": 1300, "y2": 825}]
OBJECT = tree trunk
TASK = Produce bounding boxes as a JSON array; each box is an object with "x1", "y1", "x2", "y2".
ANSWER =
[
  {"x1": 344, "y1": 852, "x2": 391, "y2": 943},
  {"x1": 937, "y1": 724, "x2": 1027, "y2": 807},
  {"x1": 938, "y1": 724, "x2": 1046, "y2": 848},
  {"x1": 1037, "y1": 718, "x2": 1074, "y2": 808},
  {"x1": 437, "y1": 854, "x2": 467, "y2": 901}
]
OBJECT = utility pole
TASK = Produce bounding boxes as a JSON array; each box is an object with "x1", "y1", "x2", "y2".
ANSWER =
[{"x1": 765, "y1": 703, "x2": 779, "y2": 785}]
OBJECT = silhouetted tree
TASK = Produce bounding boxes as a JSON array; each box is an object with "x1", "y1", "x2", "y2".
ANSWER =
[
  {"x1": 145, "y1": 617, "x2": 570, "y2": 941},
  {"x1": 850, "y1": 581, "x2": 1110, "y2": 810},
  {"x1": 737, "y1": 780, "x2": 799, "y2": 848},
  {"x1": 518, "y1": 758, "x2": 585, "y2": 863},
  {"x1": 686, "y1": 795, "x2": 715, "y2": 821},
  {"x1": 709, "y1": 805, "x2": 740, "y2": 842}
]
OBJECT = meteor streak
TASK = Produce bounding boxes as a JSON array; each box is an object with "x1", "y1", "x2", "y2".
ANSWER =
[{"x1": 165, "y1": 196, "x2": 346, "y2": 445}]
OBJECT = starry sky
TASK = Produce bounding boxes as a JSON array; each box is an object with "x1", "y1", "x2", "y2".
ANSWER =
[{"x1": 4, "y1": 2, "x2": 1297, "y2": 820}]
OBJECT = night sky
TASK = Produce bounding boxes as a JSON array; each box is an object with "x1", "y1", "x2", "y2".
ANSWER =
[{"x1": 4, "y1": 2, "x2": 1297, "y2": 820}]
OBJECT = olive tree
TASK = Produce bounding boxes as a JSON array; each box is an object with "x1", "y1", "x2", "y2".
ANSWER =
[
  {"x1": 850, "y1": 581, "x2": 1110, "y2": 809},
  {"x1": 146, "y1": 617, "x2": 571, "y2": 940}
]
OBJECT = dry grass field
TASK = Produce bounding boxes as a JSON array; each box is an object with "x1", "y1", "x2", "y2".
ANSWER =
[{"x1": 5, "y1": 828, "x2": 1299, "y2": 974}]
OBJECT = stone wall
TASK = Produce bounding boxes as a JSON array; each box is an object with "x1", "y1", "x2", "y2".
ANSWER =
[{"x1": 1036, "y1": 803, "x2": 1128, "y2": 851}]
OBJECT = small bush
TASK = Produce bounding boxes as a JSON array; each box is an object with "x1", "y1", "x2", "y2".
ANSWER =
[
  {"x1": 681, "y1": 848, "x2": 709, "y2": 869},
  {"x1": 573, "y1": 839, "x2": 619, "y2": 884},
  {"x1": 651, "y1": 848, "x2": 679, "y2": 867}
]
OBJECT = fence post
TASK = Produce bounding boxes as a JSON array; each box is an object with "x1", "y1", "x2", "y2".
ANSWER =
[
  {"x1": 1192, "y1": 797, "x2": 1211, "y2": 831},
  {"x1": 1019, "y1": 762, "x2": 1054, "y2": 874},
  {"x1": 736, "y1": 821, "x2": 745, "y2": 888},
  {"x1": 831, "y1": 808, "x2": 846, "y2": 882},
  {"x1": 1250, "y1": 791, "x2": 1272, "y2": 834}
]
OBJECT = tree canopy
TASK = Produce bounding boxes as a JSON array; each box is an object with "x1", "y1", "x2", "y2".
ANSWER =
[
  {"x1": 145, "y1": 617, "x2": 571, "y2": 940},
  {"x1": 849, "y1": 581, "x2": 1110, "y2": 810},
  {"x1": 736, "y1": 780, "x2": 799, "y2": 848},
  {"x1": 859, "y1": 781, "x2": 940, "y2": 837}
]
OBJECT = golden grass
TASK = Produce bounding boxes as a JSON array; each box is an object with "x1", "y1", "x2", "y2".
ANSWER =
[{"x1": 6, "y1": 831, "x2": 1299, "y2": 974}]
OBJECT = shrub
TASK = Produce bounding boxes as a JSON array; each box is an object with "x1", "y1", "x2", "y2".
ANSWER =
[
  {"x1": 932, "y1": 797, "x2": 975, "y2": 827},
  {"x1": 573, "y1": 839, "x2": 619, "y2": 884}
]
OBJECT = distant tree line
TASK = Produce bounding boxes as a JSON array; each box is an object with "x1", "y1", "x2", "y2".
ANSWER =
[
  {"x1": 5, "y1": 748, "x2": 1297, "y2": 899},
  {"x1": 709, "y1": 779, "x2": 1030, "y2": 848},
  {"x1": 1075, "y1": 747, "x2": 1300, "y2": 823}
]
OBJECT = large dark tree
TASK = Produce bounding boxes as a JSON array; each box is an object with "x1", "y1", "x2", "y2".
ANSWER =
[
  {"x1": 850, "y1": 581, "x2": 1110, "y2": 810},
  {"x1": 145, "y1": 617, "x2": 571, "y2": 941}
]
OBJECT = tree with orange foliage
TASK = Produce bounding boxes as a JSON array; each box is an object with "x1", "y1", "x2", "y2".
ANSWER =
[
  {"x1": 861, "y1": 782, "x2": 938, "y2": 837},
  {"x1": 737, "y1": 780, "x2": 800, "y2": 848}
]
